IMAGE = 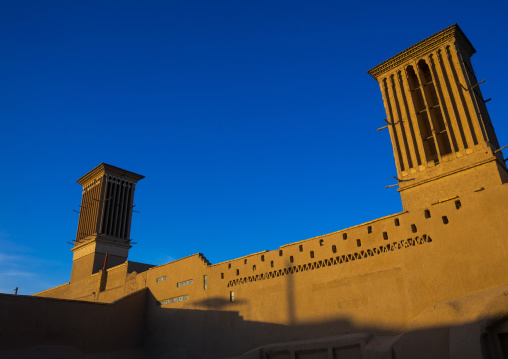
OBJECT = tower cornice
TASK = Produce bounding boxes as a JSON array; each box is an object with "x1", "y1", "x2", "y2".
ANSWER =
[
  {"x1": 77, "y1": 163, "x2": 145, "y2": 186},
  {"x1": 367, "y1": 24, "x2": 475, "y2": 80}
]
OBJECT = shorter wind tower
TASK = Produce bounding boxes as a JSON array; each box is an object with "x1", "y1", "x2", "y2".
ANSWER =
[
  {"x1": 70, "y1": 163, "x2": 144, "y2": 282},
  {"x1": 368, "y1": 24, "x2": 508, "y2": 210}
]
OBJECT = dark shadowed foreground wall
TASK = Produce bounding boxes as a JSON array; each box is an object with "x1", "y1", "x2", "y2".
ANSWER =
[{"x1": 0, "y1": 289, "x2": 147, "y2": 358}]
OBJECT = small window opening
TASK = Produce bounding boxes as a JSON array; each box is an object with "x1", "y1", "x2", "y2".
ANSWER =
[
  {"x1": 367, "y1": 226, "x2": 372, "y2": 234},
  {"x1": 383, "y1": 232, "x2": 388, "y2": 240},
  {"x1": 394, "y1": 218, "x2": 400, "y2": 226},
  {"x1": 356, "y1": 239, "x2": 361, "y2": 247},
  {"x1": 424, "y1": 209, "x2": 431, "y2": 219},
  {"x1": 310, "y1": 251, "x2": 315, "y2": 259},
  {"x1": 203, "y1": 275, "x2": 207, "y2": 290},
  {"x1": 343, "y1": 233, "x2": 347, "y2": 240},
  {"x1": 261, "y1": 255, "x2": 265, "y2": 262},
  {"x1": 253, "y1": 265, "x2": 256, "y2": 271},
  {"x1": 319, "y1": 239, "x2": 324, "y2": 246},
  {"x1": 332, "y1": 245, "x2": 337, "y2": 253},
  {"x1": 279, "y1": 250, "x2": 283, "y2": 256},
  {"x1": 176, "y1": 279, "x2": 193, "y2": 287},
  {"x1": 221, "y1": 273, "x2": 224, "y2": 279},
  {"x1": 270, "y1": 261, "x2": 274, "y2": 268},
  {"x1": 455, "y1": 200, "x2": 461, "y2": 210},
  {"x1": 236, "y1": 269, "x2": 239, "y2": 276},
  {"x1": 290, "y1": 256, "x2": 294, "y2": 263},
  {"x1": 442, "y1": 216, "x2": 449, "y2": 224},
  {"x1": 411, "y1": 224, "x2": 417, "y2": 233},
  {"x1": 244, "y1": 259, "x2": 247, "y2": 264},
  {"x1": 228, "y1": 263, "x2": 231, "y2": 269},
  {"x1": 230, "y1": 291, "x2": 234, "y2": 302},
  {"x1": 299, "y1": 244, "x2": 303, "y2": 252}
]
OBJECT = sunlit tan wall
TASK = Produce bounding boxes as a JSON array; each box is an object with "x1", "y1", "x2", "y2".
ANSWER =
[{"x1": 135, "y1": 183, "x2": 508, "y2": 357}]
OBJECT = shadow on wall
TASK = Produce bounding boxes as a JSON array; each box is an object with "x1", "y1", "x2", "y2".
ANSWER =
[
  {"x1": 2, "y1": 285, "x2": 508, "y2": 359},
  {"x1": 141, "y1": 288, "x2": 508, "y2": 359},
  {"x1": 192, "y1": 297, "x2": 247, "y2": 310},
  {"x1": 0, "y1": 289, "x2": 148, "y2": 358}
]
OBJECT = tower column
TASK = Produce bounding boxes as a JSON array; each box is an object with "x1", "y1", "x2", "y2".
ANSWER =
[
  {"x1": 400, "y1": 67, "x2": 427, "y2": 172},
  {"x1": 449, "y1": 42, "x2": 487, "y2": 147},
  {"x1": 433, "y1": 49, "x2": 467, "y2": 155},
  {"x1": 394, "y1": 70, "x2": 421, "y2": 171},
  {"x1": 386, "y1": 74, "x2": 412, "y2": 174},
  {"x1": 380, "y1": 79, "x2": 404, "y2": 176},
  {"x1": 94, "y1": 176, "x2": 107, "y2": 234},
  {"x1": 443, "y1": 45, "x2": 477, "y2": 150}
]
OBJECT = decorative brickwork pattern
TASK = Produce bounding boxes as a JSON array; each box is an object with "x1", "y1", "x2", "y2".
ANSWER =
[{"x1": 227, "y1": 235, "x2": 432, "y2": 288}]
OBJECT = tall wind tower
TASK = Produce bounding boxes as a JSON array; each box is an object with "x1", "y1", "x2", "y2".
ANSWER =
[
  {"x1": 368, "y1": 24, "x2": 508, "y2": 210},
  {"x1": 70, "y1": 163, "x2": 144, "y2": 282}
]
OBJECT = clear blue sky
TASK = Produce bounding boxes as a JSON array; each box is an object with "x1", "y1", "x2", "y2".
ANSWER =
[{"x1": 1, "y1": 0, "x2": 507, "y2": 295}]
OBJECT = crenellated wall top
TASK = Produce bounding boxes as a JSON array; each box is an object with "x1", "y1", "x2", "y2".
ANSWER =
[
  {"x1": 77, "y1": 163, "x2": 145, "y2": 187},
  {"x1": 367, "y1": 24, "x2": 475, "y2": 81}
]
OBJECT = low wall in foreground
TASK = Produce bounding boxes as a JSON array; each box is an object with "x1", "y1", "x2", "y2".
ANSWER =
[{"x1": 0, "y1": 288, "x2": 147, "y2": 356}]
